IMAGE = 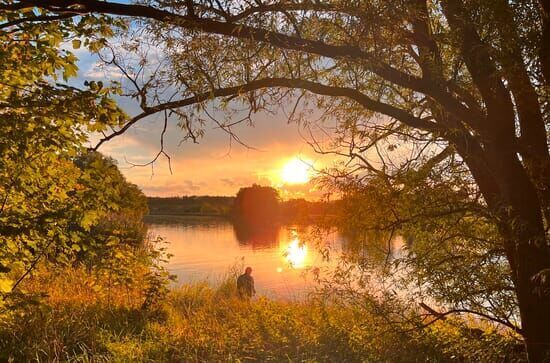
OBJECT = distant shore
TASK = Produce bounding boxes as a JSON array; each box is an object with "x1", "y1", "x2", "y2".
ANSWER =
[{"x1": 144, "y1": 213, "x2": 229, "y2": 223}]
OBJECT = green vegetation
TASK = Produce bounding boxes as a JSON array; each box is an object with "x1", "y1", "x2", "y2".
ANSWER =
[
  {"x1": 147, "y1": 196, "x2": 234, "y2": 217},
  {"x1": 0, "y1": 6, "x2": 130, "y2": 297},
  {"x1": 146, "y1": 188, "x2": 332, "y2": 224},
  {"x1": 19, "y1": 1, "x2": 546, "y2": 357},
  {"x1": 232, "y1": 185, "x2": 333, "y2": 225},
  {"x1": 2, "y1": 1, "x2": 549, "y2": 361},
  {"x1": 332, "y1": 165, "x2": 519, "y2": 334},
  {"x1": 1, "y1": 266, "x2": 523, "y2": 362},
  {"x1": 233, "y1": 185, "x2": 281, "y2": 226}
]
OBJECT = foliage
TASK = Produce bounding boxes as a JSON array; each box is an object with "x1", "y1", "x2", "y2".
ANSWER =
[
  {"x1": 0, "y1": 2, "x2": 153, "y2": 316},
  {"x1": 233, "y1": 184, "x2": 281, "y2": 226},
  {"x1": 72, "y1": 152, "x2": 149, "y2": 266},
  {"x1": 147, "y1": 195, "x2": 333, "y2": 224},
  {"x1": 0, "y1": 235, "x2": 173, "y2": 362},
  {"x1": 328, "y1": 158, "x2": 520, "y2": 334},
  {"x1": 0, "y1": 269, "x2": 524, "y2": 362},
  {"x1": 147, "y1": 196, "x2": 234, "y2": 216},
  {"x1": 2, "y1": 0, "x2": 550, "y2": 359}
]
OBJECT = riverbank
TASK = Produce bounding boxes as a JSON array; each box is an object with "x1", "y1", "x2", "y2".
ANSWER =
[{"x1": 1, "y1": 267, "x2": 522, "y2": 362}]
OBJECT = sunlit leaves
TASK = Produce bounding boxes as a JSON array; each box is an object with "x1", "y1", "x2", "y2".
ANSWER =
[
  {"x1": 331, "y1": 159, "x2": 518, "y2": 330},
  {"x1": 0, "y1": 7, "x2": 133, "y2": 301}
]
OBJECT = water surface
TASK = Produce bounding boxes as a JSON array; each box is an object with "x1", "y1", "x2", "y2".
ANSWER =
[{"x1": 145, "y1": 215, "x2": 343, "y2": 299}]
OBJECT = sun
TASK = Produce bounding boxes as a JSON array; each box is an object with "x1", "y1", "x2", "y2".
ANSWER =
[{"x1": 281, "y1": 157, "x2": 311, "y2": 184}]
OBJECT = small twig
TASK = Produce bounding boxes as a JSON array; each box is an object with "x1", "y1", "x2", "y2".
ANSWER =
[
  {"x1": 11, "y1": 238, "x2": 55, "y2": 292},
  {"x1": 125, "y1": 110, "x2": 172, "y2": 174}
]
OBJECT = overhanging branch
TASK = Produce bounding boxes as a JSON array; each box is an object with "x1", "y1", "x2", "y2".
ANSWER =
[
  {"x1": 19, "y1": 0, "x2": 484, "y2": 130},
  {"x1": 93, "y1": 77, "x2": 445, "y2": 150}
]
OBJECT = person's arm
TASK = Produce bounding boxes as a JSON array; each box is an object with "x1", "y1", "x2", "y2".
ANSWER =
[{"x1": 251, "y1": 277, "x2": 256, "y2": 295}]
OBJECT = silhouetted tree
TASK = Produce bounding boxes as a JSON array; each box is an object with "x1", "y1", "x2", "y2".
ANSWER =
[{"x1": 233, "y1": 184, "x2": 280, "y2": 226}]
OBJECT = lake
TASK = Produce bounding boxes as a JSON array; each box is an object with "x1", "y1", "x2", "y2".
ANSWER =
[{"x1": 145, "y1": 215, "x2": 345, "y2": 299}]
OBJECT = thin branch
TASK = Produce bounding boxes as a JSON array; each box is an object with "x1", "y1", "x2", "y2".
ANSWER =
[
  {"x1": 21, "y1": 0, "x2": 484, "y2": 129},
  {"x1": 11, "y1": 238, "x2": 55, "y2": 292},
  {"x1": 418, "y1": 302, "x2": 522, "y2": 334},
  {"x1": 0, "y1": 13, "x2": 77, "y2": 29},
  {"x1": 125, "y1": 110, "x2": 172, "y2": 174}
]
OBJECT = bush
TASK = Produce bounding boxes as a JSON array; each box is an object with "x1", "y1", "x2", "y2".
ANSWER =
[{"x1": 0, "y1": 266, "x2": 524, "y2": 362}]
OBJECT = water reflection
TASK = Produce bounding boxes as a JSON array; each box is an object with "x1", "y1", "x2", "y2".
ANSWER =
[
  {"x1": 282, "y1": 232, "x2": 309, "y2": 269},
  {"x1": 145, "y1": 216, "x2": 342, "y2": 298},
  {"x1": 233, "y1": 222, "x2": 280, "y2": 249},
  {"x1": 234, "y1": 222, "x2": 312, "y2": 270}
]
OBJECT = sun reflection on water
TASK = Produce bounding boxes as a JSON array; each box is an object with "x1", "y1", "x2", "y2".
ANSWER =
[{"x1": 282, "y1": 232, "x2": 309, "y2": 269}]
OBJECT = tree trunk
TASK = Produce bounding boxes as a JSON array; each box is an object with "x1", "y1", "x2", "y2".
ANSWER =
[
  {"x1": 515, "y1": 246, "x2": 550, "y2": 362},
  {"x1": 484, "y1": 147, "x2": 550, "y2": 362},
  {"x1": 505, "y1": 225, "x2": 550, "y2": 362},
  {"x1": 458, "y1": 121, "x2": 550, "y2": 361}
]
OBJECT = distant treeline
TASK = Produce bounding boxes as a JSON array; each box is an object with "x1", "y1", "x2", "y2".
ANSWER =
[
  {"x1": 147, "y1": 186, "x2": 337, "y2": 224},
  {"x1": 147, "y1": 196, "x2": 234, "y2": 216}
]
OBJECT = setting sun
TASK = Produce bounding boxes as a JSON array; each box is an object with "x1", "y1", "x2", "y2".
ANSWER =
[{"x1": 280, "y1": 157, "x2": 312, "y2": 184}]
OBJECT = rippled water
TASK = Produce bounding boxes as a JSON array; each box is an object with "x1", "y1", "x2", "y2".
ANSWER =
[{"x1": 145, "y1": 216, "x2": 344, "y2": 299}]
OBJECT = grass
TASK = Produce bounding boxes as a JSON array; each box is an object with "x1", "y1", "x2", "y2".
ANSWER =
[{"x1": 0, "y1": 267, "x2": 524, "y2": 362}]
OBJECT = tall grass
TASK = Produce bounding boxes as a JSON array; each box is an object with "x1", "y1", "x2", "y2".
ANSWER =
[{"x1": 0, "y1": 267, "x2": 522, "y2": 362}]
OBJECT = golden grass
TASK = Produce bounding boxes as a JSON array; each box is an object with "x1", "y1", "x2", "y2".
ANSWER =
[{"x1": 0, "y1": 267, "x2": 522, "y2": 362}]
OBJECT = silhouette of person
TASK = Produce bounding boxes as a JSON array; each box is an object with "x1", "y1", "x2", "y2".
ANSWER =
[{"x1": 237, "y1": 266, "x2": 256, "y2": 299}]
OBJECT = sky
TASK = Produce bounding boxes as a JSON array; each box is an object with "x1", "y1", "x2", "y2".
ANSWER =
[{"x1": 73, "y1": 47, "x2": 335, "y2": 199}]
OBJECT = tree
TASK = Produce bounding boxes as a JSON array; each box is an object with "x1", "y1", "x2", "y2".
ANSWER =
[
  {"x1": 3, "y1": 0, "x2": 549, "y2": 359},
  {"x1": 332, "y1": 162, "x2": 521, "y2": 336},
  {"x1": 233, "y1": 184, "x2": 280, "y2": 226},
  {"x1": 0, "y1": 6, "x2": 133, "y2": 299}
]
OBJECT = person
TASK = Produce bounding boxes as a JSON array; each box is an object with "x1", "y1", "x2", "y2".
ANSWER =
[{"x1": 237, "y1": 266, "x2": 256, "y2": 299}]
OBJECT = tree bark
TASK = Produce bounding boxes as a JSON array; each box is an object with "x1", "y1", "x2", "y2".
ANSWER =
[
  {"x1": 441, "y1": 2, "x2": 550, "y2": 358},
  {"x1": 511, "y1": 235, "x2": 550, "y2": 362},
  {"x1": 502, "y1": 215, "x2": 550, "y2": 362},
  {"x1": 478, "y1": 141, "x2": 550, "y2": 362},
  {"x1": 540, "y1": 0, "x2": 550, "y2": 82}
]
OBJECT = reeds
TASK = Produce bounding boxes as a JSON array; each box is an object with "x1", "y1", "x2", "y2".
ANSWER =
[{"x1": 0, "y1": 266, "x2": 521, "y2": 362}]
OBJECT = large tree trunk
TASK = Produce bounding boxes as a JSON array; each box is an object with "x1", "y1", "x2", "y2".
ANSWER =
[
  {"x1": 501, "y1": 202, "x2": 550, "y2": 362},
  {"x1": 483, "y1": 145, "x2": 550, "y2": 362},
  {"x1": 455, "y1": 108, "x2": 550, "y2": 360},
  {"x1": 510, "y1": 230, "x2": 550, "y2": 362}
]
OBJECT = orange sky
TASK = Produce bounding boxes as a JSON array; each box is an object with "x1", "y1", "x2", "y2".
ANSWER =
[
  {"x1": 77, "y1": 50, "x2": 338, "y2": 199},
  {"x1": 95, "y1": 107, "x2": 333, "y2": 199},
  {"x1": 71, "y1": 39, "x2": 423, "y2": 200}
]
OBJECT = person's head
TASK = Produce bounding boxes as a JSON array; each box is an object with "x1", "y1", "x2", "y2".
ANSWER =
[{"x1": 245, "y1": 266, "x2": 252, "y2": 275}]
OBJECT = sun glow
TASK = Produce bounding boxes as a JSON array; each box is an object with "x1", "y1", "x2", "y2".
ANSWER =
[
  {"x1": 284, "y1": 237, "x2": 308, "y2": 268},
  {"x1": 280, "y1": 157, "x2": 312, "y2": 184}
]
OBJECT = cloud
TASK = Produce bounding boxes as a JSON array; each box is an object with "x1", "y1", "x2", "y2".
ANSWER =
[
  {"x1": 72, "y1": 44, "x2": 339, "y2": 199},
  {"x1": 220, "y1": 178, "x2": 235, "y2": 187},
  {"x1": 84, "y1": 61, "x2": 124, "y2": 80},
  {"x1": 183, "y1": 180, "x2": 202, "y2": 191}
]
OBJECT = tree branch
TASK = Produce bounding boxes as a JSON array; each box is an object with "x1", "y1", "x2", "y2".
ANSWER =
[
  {"x1": 20, "y1": 0, "x2": 483, "y2": 129},
  {"x1": 94, "y1": 77, "x2": 445, "y2": 150},
  {"x1": 0, "y1": 12, "x2": 77, "y2": 29},
  {"x1": 418, "y1": 302, "x2": 522, "y2": 334}
]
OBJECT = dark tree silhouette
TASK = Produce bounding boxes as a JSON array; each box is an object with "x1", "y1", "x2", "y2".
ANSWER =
[{"x1": 233, "y1": 184, "x2": 280, "y2": 226}]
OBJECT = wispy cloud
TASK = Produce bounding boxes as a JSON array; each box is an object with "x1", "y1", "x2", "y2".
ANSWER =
[{"x1": 74, "y1": 45, "x2": 338, "y2": 199}]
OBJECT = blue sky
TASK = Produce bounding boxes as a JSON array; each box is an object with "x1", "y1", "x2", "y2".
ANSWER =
[{"x1": 72, "y1": 45, "x2": 331, "y2": 198}]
